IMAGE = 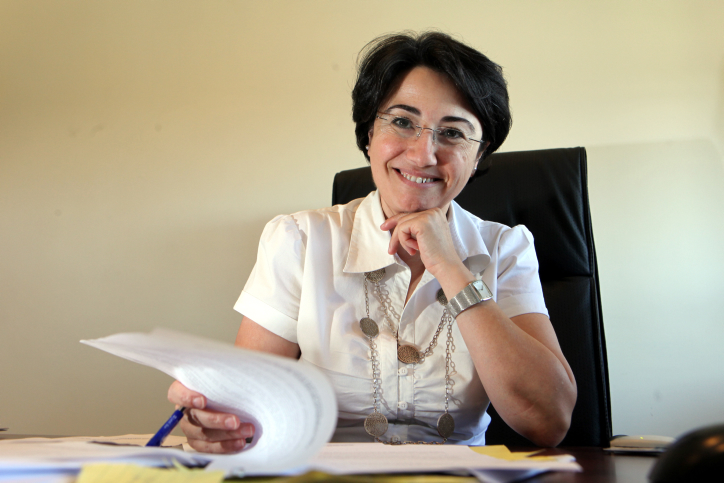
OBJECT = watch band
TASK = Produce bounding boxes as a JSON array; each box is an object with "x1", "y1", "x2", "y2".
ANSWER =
[{"x1": 447, "y1": 280, "x2": 493, "y2": 318}]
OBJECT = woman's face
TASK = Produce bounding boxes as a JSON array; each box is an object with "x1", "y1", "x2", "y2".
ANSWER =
[{"x1": 367, "y1": 66, "x2": 483, "y2": 219}]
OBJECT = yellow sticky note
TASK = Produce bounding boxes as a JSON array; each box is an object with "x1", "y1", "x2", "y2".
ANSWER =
[
  {"x1": 76, "y1": 463, "x2": 225, "y2": 483},
  {"x1": 470, "y1": 445, "x2": 556, "y2": 461}
]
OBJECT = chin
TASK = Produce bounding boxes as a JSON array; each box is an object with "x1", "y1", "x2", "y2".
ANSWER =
[{"x1": 395, "y1": 201, "x2": 436, "y2": 214}]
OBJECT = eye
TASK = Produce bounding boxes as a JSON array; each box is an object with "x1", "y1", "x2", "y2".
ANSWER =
[
  {"x1": 439, "y1": 128, "x2": 467, "y2": 142},
  {"x1": 391, "y1": 116, "x2": 415, "y2": 130}
]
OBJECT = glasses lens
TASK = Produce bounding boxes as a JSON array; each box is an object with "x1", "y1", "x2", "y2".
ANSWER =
[
  {"x1": 436, "y1": 128, "x2": 470, "y2": 146},
  {"x1": 381, "y1": 116, "x2": 417, "y2": 138}
]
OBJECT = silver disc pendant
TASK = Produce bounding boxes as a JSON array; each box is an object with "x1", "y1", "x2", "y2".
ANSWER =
[
  {"x1": 437, "y1": 288, "x2": 448, "y2": 306},
  {"x1": 397, "y1": 344, "x2": 421, "y2": 364},
  {"x1": 360, "y1": 317, "x2": 379, "y2": 339},
  {"x1": 437, "y1": 413, "x2": 455, "y2": 439},
  {"x1": 365, "y1": 268, "x2": 386, "y2": 283},
  {"x1": 364, "y1": 412, "x2": 389, "y2": 437}
]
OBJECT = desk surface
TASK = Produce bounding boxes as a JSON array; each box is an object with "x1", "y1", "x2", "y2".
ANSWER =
[{"x1": 525, "y1": 447, "x2": 657, "y2": 482}]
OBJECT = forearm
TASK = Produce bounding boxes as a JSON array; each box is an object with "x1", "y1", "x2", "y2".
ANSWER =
[
  {"x1": 435, "y1": 263, "x2": 577, "y2": 446},
  {"x1": 459, "y1": 305, "x2": 575, "y2": 445}
]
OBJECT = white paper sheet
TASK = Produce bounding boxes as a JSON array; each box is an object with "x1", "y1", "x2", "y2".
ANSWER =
[
  {"x1": 0, "y1": 437, "x2": 205, "y2": 471},
  {"x1": 306, "y1": 443, "x2": 581, "y2": 476},
  {"x1": 80, "y1": 328, "x2": 338, "y2": 475}
]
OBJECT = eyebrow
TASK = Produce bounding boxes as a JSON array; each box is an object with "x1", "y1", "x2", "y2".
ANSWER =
[{"x1": 384, "y1": 104, "x2": 477, "y2": 133}]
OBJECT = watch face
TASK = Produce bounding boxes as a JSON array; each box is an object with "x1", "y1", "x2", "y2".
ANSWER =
[{"x1": 472, "y1": 280, "x2": 493, "y2": 300}]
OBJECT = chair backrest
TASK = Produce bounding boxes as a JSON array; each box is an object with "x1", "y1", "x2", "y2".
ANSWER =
[{"x1": 332, "y1": 147, "x2": 612, "y2": 446}]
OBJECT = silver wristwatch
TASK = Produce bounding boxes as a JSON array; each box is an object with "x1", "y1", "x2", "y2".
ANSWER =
[{"x1": 447, "y1": 280, "x2": 493, "y2": 318}]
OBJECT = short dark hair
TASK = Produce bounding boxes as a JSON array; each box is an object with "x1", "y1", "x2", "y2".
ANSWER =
[{"x1": 352, "y1": 31, "x2": 511, "y2": 161}]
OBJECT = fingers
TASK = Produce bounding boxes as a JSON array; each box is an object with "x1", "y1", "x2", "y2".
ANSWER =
[
  {"x1": 390, "y1": 228, "x2": 419, "y2": 256},
  {"x1": 185, "y1": 437, "x2": 250, "y2": 454},
  {"x1": 186, "y1": 406, "x2": 241, "y2": 431},
  {"x1": 168, "y1": 380, "x2": 206, "y2": 410},
  {"x1": 168, "y1": 380, "x2": 256, "y2": 454},
  {"x1": 379, "y1": 213, "x2": 405, "y2": 232},
  {"x1": 181, "y1": 412, "x2": 255, "y2": 454},
  {"x1": 380, "y1": 208, "x2": 461, "y2": 274},
  {"x1": 382, "y1": 213, "x2": 422, "y2": 256}
]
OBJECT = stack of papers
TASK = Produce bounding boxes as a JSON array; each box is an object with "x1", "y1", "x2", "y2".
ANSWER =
[
  {"x1": 0, "y1": 329, "x2": 582, "y2": 482},
  {"x1": 0, "y1": 438, "x2": 579, "y2": 483},
  {"x1": 309, "y1": 443, "x2": 579, "y2": 482},
  {"x1": 0, "y1": 435, "x2": 206, "y2": 483}
]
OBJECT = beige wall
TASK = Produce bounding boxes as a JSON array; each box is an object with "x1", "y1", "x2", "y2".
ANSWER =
[{"x1": 1, "y1": 0, "x2": 723, "y2": 438}]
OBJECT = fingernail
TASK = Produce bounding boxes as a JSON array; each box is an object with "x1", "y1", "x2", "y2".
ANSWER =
[
  {"x1": 193, "y1": 397, "x2": 204, "y2": 408},
  {"x1": 225, "y1": 416, "x2": 239, "y2": 430},
  {"x1": 241, "y1": 424, "x2": 255, "y2": 439}
]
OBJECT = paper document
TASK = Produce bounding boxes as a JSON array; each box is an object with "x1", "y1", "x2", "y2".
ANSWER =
[
  {"x1": 0, "y1": 437, "x2": 204, "y2": 474},
  {"x1": 307, "y1": 443, "x2": 580, "y2": 477},
  {"x1": 76, "y1": 463, "x2": 224, "y2": 483},
  {"x1": 81, "y1": 328, "x2": 338, "y2": 475}
]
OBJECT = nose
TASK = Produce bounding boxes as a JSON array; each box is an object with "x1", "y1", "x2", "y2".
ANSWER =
[
  {"x1": 416, "y1": 127, "x2": 438, "y2": 144},
  {"x1": 407, "y1": 128, "x2": 438, "y2": 166}
]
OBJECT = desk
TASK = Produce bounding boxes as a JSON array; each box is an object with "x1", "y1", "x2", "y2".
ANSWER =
[{"x1": 522, "y1": 447, "x2": 657, "y2": 482}]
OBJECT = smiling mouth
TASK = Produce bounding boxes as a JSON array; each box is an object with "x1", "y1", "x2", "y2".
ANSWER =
[{"x1": 397, "y1": 169, "x2": 439, "y2": 184}]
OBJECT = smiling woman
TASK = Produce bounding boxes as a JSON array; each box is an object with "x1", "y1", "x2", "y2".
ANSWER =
[
  {"x1": 167, "y1": 31, "x2": 576, "y2": 453},
  {"x1": 367, "y1": 67, "x2": 483, "y2": 218}
]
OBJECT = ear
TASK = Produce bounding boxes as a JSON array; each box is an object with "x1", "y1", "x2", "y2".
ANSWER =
[
  {"x1": 470, "y1": 152, "x2": 483, "y2": 177},
  {"x1": 471, "y1": 142, "x2": 489, "y2": 176}
]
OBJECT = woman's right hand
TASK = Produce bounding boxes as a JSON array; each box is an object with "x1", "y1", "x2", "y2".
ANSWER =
[{"x1": 167, "y1": 380, "x2": 255, "y2": 454}]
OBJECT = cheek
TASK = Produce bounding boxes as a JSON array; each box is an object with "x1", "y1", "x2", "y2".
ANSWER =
[
  {"x1": 446, "y1": 152, "x2": 473, "y2": 174},
  {"x1": 369, "y1": 135, "x2": 406, "y2": 163}
]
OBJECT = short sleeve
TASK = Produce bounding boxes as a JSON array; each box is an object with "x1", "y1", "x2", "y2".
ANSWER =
[
  {"x1": 494, "y1": 225, "x2": 549, "y2": 318},
  {"x1": 233, "y1": 215, "x2": 305, "y2": 343}
]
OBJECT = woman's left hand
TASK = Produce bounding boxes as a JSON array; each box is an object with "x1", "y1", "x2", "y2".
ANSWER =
[{"x1": 380, "y1": 208, "x2": 463, "y2": 276}]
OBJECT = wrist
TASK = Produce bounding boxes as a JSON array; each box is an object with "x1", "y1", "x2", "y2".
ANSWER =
[
  {"x1": 433, "y1": 261, "x2": 475, "y2": 300},
  {"x1": 446, "y1": 279, "x2": 493, "y2": 318}
]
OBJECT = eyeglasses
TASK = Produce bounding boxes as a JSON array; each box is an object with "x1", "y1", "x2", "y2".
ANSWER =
[{"x1": 376, "y1": 113, "x2": 483, "y2": 149}]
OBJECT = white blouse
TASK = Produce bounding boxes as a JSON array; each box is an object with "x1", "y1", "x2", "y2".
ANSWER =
[{"x1": 235, "y1": 190, "x2": 548, "y2": 445}]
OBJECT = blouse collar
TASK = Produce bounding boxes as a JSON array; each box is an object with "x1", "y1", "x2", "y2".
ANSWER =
[{"x1": 343, "y1": 190, "x2": 491, "y2": 276}]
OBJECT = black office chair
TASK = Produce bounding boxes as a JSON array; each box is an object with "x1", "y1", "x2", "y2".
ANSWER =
[{"x1": 332, "y1": 147, "x2": 611, "y2": 447}]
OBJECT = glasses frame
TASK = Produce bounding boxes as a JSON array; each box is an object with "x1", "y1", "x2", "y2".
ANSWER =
[{"x1": 375, "y1": 113, "x2": 484, "y2": 147}]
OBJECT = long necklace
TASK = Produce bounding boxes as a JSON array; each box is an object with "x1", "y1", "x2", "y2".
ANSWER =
[{"x1": 360, "y1": 268, "x2": 456, "y2": 444}]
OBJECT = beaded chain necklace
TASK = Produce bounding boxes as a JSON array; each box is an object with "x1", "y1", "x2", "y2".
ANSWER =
[{"x1": 359, "y1": 267, "x2": 457, "y2": 444}]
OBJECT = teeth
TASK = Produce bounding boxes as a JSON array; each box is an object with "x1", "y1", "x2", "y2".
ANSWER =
[{"x1": 402, "y1": 172, "x2": 435, "y2": 184}]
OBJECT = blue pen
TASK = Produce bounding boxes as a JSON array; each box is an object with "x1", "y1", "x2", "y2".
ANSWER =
[{"x1": 146, "y1": 407, "x2": 186, "y2": 447}]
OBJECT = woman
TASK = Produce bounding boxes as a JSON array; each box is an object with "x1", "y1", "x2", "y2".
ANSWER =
[{"x1": 169, "y1": 32, "x2": 577, "y2": 453}]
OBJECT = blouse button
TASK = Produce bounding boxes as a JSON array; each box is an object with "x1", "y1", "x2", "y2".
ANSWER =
[
  {"x1": 398, "y1": 401, "x2": 408, "y2": 410},
  {"x1": 397, "y1": 367, "x2": 408, "y2": 376}
]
